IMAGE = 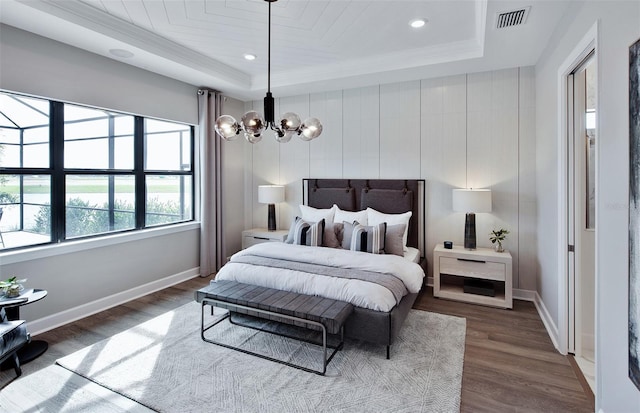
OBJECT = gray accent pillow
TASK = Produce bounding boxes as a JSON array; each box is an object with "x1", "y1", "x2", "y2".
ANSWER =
[
  {"x1": 367, "y1": 207, "x2": 412, "y2": 251},
  {"x1": 324, "y1": 222, "x2": 344, "y2": 248},
  {"x1": 342, "y1": 221, "x2": 386, "y2": 254},
  {"x1": 384, "y1": 224, "x2": 406, "y2": 256}
]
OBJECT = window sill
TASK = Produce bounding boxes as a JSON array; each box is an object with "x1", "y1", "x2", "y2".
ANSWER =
[{"x1": 1, "y1": 222, "x2": 201, "y2": 265}]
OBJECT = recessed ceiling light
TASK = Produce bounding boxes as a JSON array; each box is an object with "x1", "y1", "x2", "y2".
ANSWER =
[
  {"x1": 244, "y1": 54, "x2": 257, "y2": 61},
  {"x1": 410, "y1": 19, "x2": 426, "y2": 29},
  {"x1": 109, "y1": 48, "x2": 134, "y2": 58}
]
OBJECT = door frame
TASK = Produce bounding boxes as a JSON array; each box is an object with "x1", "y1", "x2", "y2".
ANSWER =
[
  {"x1": 567, "y1": 53, "x2": 596, "y2": 357},
  {"x1": 556, "y1": 21, "x2": 599, "y2": 356}
]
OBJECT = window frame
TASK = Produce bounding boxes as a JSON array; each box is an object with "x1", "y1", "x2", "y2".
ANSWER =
[{"x1": 0, "y1": 92, "x2": 195, "y2": 251}]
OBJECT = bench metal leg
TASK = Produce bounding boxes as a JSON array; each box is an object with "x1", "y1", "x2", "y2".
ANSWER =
[
  {"x1": 200, "y1": 298, "x2": 344, "y2": 375},
  {"x1": 12, "y1": 353, "x2": 22, "y2": 377}
]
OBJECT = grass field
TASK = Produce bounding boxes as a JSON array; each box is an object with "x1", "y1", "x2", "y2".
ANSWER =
[
  {"x1": 0, "y1": 184, "x2": 184, "y2": 194},
  {"x1": 1, "y1": 184, "x2": 185, "y2": 193}
]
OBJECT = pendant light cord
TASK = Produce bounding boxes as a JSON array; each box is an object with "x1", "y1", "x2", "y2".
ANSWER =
[
  {"x1": 267, "y1": 0, "x2": 271, "y2": 94},
  {"x1": 214, "y1": 0, "x2": 321, "y2": 141}
]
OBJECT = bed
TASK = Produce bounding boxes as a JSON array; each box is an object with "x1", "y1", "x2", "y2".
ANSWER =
[{"x1": 216, "y1": 178, "x2": 426, "y2": 358}]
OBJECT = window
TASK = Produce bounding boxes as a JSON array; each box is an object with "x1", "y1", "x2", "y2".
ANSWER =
[
  {"x1": 0, "y1": 91, "x2": 194, "y2": 251},
  {"x1": 144, "y1": 119, "x2": 193, "y2": 227}
]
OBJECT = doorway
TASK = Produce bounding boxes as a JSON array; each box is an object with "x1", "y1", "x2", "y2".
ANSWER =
[{"x1": 567, "y1": 51, "x2": 596, "y2": 391}]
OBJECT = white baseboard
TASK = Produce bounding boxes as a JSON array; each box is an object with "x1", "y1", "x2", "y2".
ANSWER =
[
  {"x1": 532, "y1": 291, "x2": 561, "y2": 352},
  {"x1": 582, "y1": 333, "x2": 595, "y2": 354},
  {"x1": 513, "y1": 288, "x2": 536, "y2": 301},
  {"x1": 492, "y1": 288, "x2": 561, "y2": 353},
  {"x1": 426, "y1": 282, "x2": 561, "y2": 354},
  {"x1": 27, "y1": 267, "x2": 201, "y2": 335},
  {"x1": 504, "y1": 289, "x2": 563, "y2": 354}
]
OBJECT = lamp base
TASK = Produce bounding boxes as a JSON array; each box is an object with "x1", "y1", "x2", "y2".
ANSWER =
[
  {"x1": 464, "y1": 212, "x2": 476, "y2": 249},
  {"x1": 267, "y1": 204, "x2": 276, "y2": 231}
]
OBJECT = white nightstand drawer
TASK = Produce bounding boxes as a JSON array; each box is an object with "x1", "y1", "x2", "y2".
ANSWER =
[
  {"x1": 243, "y1": 235, "x2": 281, "y2": 248},
  {"x1": 241, "y1": 228, "x2": 288, "y2": 249},
  {"x1": 439, "y1": 257, "x2": 506, "y2": 281},
  {"x1": 433, "y1": 245, "x2": 513, "y2": 309}
]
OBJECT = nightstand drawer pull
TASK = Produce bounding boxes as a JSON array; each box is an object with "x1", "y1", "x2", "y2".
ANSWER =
[
  {"x1": 457, "y1": 258, "x2": 486, "y2": 264},
  {"x1": 252, "y1": 236, "x2": 270, "y2": 240},
  {"x1": 440, "y1": 256, "x2": 505, "y2": 281}
]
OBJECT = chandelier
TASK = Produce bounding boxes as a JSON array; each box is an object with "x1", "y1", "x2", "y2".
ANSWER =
[{"x1": 214, "y1": 0, "x2": 322, "y2": 144}]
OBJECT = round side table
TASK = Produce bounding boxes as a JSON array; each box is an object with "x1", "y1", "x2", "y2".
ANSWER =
[{"x1": 0, "y1": 289, "x2": 48, "y2": 367}]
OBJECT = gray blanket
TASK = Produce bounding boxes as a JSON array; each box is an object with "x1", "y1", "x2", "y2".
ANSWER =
[{"x1": 232, "y1": 255, "x2": 408, "y2": 305}]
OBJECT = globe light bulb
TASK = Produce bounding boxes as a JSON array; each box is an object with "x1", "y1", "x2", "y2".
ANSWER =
[
  {"x1": 244, "y1": 132, "x2": 262, "y2": 144},
  {"x1": 299, "y1": 117, "x2": 323, "y2": 141},
  {"x1": 275, "y1": 130, "x2": 294, "y2": 143},
  {"x1": 214, "y1": 1, "x2": 322, "y2": 145},
  {"x1": 280, "y1": 112, "x2": 302, "y2": 132},
  {"x1": 214, "y1": 115, "x2": 240, "y2": 140},
  {"x1": 241, "y1": 111, "x2": 265, "y2": 136}
]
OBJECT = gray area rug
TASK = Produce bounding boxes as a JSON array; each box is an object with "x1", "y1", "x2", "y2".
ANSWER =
[
  {"x1": 57, "y1": 301, "x2": 466, "y2": 413},
  {"x1": 0, "y1": 365, "x2": 152, "y2": 412}
]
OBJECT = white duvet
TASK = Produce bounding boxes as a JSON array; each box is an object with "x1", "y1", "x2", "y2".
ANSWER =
[{"x1": 215, "y1": 243, "x2": 425, "y2": 312}]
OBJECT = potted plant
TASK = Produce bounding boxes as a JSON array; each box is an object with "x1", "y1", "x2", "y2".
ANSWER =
[
  {"x1": 0, "y1": 276, "x2": 27, "y2": 298},
  {"x1": 489, "y1": 229, "x2": 510, "y2": 252}
]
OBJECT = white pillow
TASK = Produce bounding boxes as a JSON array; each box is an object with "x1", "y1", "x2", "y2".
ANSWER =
[
  {"x1": 299, "y1": 204, "x2": 336, "y2": 223},
  {"x1": 366, "y1": 207, "x2": 412, "y2": 251},
  {"x1": 333, "y1": 204, "x2": 367, "y2": 225}
]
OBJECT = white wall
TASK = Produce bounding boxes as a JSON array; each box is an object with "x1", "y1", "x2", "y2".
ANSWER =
[
  {"x1": 238, "y1": 67, "x2": 537, "y2": 292},
  {"x1": 0, "y1": 24, "x2": 197, "y2": 124},
  {"x1": 1, "y1": 225, "x2": 199, "y2": 327},
  {"x1": 0, "y1": 25, "x2": 245, "y2": 328},
  {"x1": 535, "y1": 1, "x2": 640, "y2": 411}
]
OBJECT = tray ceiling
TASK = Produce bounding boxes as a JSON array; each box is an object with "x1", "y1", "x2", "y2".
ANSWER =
[{"x1": 0, "y1": 0, "x2": 572, "y2": 100}]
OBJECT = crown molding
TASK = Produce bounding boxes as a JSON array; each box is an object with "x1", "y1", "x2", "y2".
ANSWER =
[
  {"x1": 14, "y1": 0, "x2": 250, "y2": 89},
  {"x1": 253, "y1": 39, "x2": 484, "y2": 93}
]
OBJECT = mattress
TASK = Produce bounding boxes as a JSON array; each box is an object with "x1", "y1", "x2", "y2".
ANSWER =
[
  {"x1": 404, "y1": 246, "x2": 420, "y2": 264},
  {"x1": 216, "y1": 243, "x2": 425, "y2": 312}
]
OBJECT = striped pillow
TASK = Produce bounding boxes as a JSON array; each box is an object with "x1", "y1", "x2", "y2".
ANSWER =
[
  {"x1": 290, "y1": 217, "x2": 325, "y2": 247},
  {"x1": 342, "y1": 221, "x2": 386, "y2": 254}
]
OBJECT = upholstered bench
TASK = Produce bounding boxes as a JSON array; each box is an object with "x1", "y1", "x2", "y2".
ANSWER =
[{"x1": 196, "y1": 280, "x2": 353, "y2": 375}]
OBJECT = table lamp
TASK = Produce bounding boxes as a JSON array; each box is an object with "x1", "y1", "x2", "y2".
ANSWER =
[
  {"x1": 452, "y1": 188, "x2": 492, "y2": 249},
  {"x1": 258, "y1": 185, "x2": 285, "y2": 231}
]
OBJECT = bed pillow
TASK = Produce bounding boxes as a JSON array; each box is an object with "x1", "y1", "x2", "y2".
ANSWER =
[
  {"x1": 367, "y1": 208, "x2": 412, "y2": 251},
  {"x1": 333, "y1": 204, "x2": 367, "y2": 225},
  {"x1": 286, "y1": 215, "x2": 341, "y2": 248},
  {"x1": 384, "y1": 224, "x2": 406, "y2": 256},
  {"x1": 286, "y1": 217, "x2": 325, "y2": 247},
  {"x1": 323, "y1": 222, "x2": 344, "y2": 248},
  {"x1": 299, "y1": 204, "x2": 335, "y2": 224},
  {"x1": 342, "y1": 221, "x2": 386, "y2": 254}
]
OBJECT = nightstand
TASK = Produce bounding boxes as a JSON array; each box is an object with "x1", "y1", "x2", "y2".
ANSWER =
[
  {"x1": 433, "y1": 245, "x2": 512, "y2": 309},
  {"x1": 242, "y1": 228, "x2": 288, "y2": 249}
]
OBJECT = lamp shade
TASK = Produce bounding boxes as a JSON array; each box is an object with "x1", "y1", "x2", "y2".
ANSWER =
[
  {"x1": 452, "y1": 189, "x2": 492, "y2": 213},
  {"x1": 258, "y1": 185, "x2": 285, "y2": 204}
]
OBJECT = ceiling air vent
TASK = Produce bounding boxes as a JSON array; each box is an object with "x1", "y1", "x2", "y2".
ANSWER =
[{"x1": 496, "y1": 7, "x2": 530, "y2": 29}]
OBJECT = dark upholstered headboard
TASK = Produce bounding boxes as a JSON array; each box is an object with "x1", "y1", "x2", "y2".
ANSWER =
[{"x1": 302, "y1": 179, "x2": 426, "y2": 257}]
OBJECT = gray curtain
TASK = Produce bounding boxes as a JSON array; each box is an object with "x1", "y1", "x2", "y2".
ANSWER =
[{"x1": 197, "y1": 88, "x2": 224, "y2": 277}]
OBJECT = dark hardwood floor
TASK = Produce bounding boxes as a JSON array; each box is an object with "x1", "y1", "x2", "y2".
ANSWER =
[
  {"x1": 2, "y1": 277, "x2": 594, "y2": 412},
  {"x1": 414, "y1": 289, "x2": 595, "y2": 412}
]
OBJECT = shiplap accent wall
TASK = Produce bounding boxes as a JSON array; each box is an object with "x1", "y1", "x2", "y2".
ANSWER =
[{"x1": 241, "y1": 67, "x2": 536, "y2": 290}]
